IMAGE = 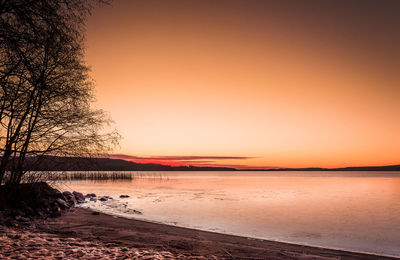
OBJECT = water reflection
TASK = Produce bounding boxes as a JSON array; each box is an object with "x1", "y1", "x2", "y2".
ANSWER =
[{"x1": 58, "y1": 171, "x2": 400, "y2": 257}]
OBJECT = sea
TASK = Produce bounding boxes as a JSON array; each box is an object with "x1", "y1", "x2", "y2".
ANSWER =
[{"x1": 55, "y1": 171, "x2": 400, "y2": 257}]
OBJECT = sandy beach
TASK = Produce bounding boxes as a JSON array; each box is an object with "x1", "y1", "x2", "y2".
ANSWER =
[{"x1": 0, "y1": 207, "x2": 396, "y2": 260}]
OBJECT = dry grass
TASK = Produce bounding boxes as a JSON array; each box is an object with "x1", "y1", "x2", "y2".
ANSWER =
[
  {"x1": 46, "y1": 171, "x2": 133, "y2": 181},
  {"x1": 3, "y1": 171, "x2": 169, "y2": 183}
]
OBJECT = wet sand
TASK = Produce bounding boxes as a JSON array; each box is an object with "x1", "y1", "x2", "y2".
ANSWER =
[{"x1": 0, "y1": 208, "x2": 396, "y2": 259}]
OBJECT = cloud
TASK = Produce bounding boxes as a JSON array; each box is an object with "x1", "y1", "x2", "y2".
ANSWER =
[
  {"x1": 104, "y1": 154, "x2": 259, "y2": 168},
  {"x1": 109, "y1": 154, "x2": 255, "y2": 161}
]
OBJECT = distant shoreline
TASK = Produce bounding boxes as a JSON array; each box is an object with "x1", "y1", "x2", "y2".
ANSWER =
[
  {"x1": 242, "y1": 166, "x2": 400, "y2": 171},
  {"x1": 18, "y1": 156, "x2": 400, "y2": 172}
]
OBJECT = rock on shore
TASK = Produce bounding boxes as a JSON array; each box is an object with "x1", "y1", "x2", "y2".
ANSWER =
[{"x1": 0, "y1": 182, "x2": 86, "y2": 225}]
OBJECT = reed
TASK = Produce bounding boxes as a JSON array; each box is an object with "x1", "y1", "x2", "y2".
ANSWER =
[
  {"x1": 11, "y1": 171, "x2": 168, "y2": 182},
  {"x1": 19, "y1": 171, "x2": 134, "y2": 182},
  {"x1": 52, "y1": 171, "x2": 133, "y2": 181}
]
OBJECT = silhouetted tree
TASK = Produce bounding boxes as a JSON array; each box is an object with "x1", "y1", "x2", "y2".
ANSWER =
[{"x1": 0, "y1": 0, "x2": 118, "y2": 185}]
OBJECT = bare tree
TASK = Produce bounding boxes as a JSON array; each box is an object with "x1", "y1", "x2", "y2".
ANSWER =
[{"x1": 0, "y1": 0, "x2": 119, "y2": 185}]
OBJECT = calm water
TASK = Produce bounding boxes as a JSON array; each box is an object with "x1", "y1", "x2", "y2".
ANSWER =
[{"x1": 56, "y1": 171, "x2": 400, "y2": 257}]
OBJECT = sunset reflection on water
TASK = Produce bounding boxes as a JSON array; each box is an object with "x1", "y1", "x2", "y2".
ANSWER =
[{"x1": 60, "y1": 171, "x2": 400, "y2": 256}]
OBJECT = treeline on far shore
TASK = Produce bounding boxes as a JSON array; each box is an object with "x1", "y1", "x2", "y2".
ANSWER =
[
  {"x1": 2, "y1": 156, "x2": 399, "y2": 173},
  {"x1": 8, "y1": 156, "x2": 237, "y2": 172}
]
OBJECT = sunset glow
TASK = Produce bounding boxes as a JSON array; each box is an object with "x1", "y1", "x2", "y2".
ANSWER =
[{"x1": 86, "y1": 0, "x2": 400, "y2": 168}]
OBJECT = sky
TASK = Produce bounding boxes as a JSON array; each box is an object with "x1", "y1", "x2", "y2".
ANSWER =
[{"x1": 85, "y1": 0, "x2": 400, "y2": 169}]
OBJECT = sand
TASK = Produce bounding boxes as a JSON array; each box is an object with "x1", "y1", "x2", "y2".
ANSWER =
[{"x1": 0, "y1": 208, "x2": 396, "y2": 259}]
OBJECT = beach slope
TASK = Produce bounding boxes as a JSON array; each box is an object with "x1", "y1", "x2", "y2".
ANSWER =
[{"x1": 1, "y1": 208, "x2": 396, "y2": 259}]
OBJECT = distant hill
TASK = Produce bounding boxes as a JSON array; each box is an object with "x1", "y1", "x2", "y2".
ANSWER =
[
  {"x1": 13, "y1": 156, "x2": 400, "y2": 171},
  {"x1": 24, "y1": 156, "x2": 237, "y2": 171},
  {"x1": 248, "y1": 165, "x2": 400, "y2": 171},
  {"x1": 331, "y1": 165, "x2": 400, "y2": 171}
]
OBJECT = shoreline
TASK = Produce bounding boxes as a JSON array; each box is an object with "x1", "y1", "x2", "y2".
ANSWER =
[
  {"x1": 79, "y1": 208, "x2": 400, "y2": 259},
  {"x1": 124, "y1": 217, "x2": 400, "y2": 259},
  {"x1": 2, "y1": 207, "x2": 396, "y2": 259},
  {"x1": 81, "y1": 206, "x2": 399, "y2": 259}
]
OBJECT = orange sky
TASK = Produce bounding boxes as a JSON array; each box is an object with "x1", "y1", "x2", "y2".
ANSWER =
[{"x1": 85, "y1": 0, "x2": 400, "y2": 169}]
